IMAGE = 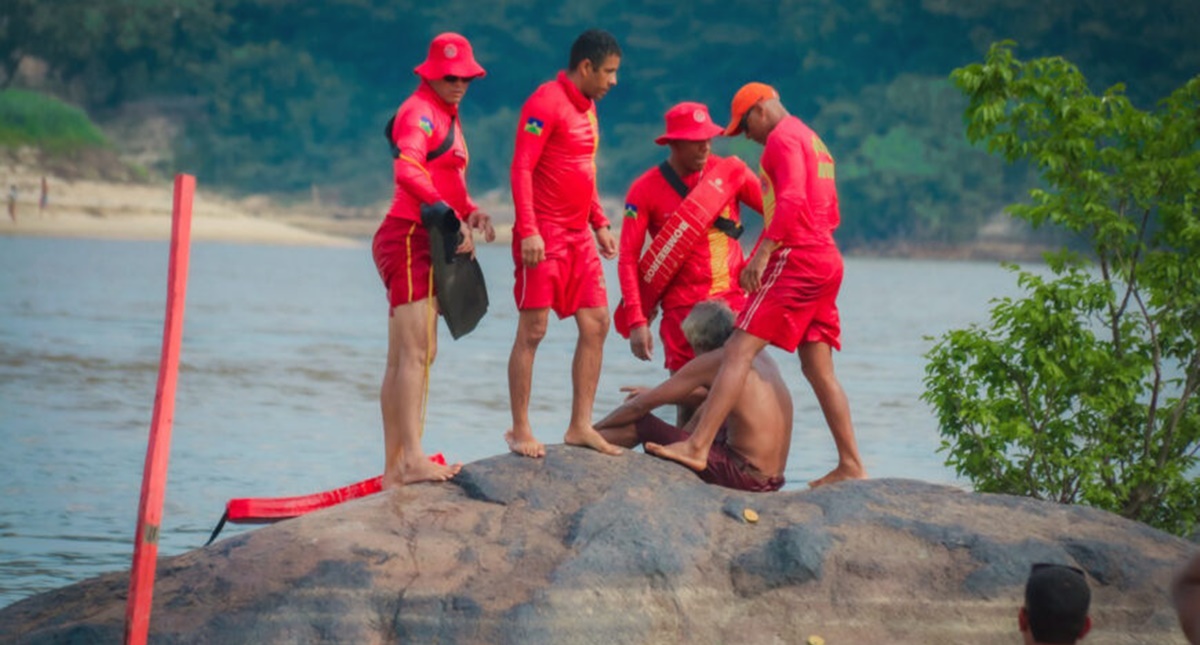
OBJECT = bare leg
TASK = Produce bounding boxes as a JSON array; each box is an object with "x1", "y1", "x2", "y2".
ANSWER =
[
  {"x1": 799, "y1": 341, "x2": 867, "y2": 487},
  {"x1": 645, "y1": 330, "x2": 767, "y2": 470},
  {"x1": 668, "y1": 367, "x2": 698, "y2": 427},
  {"x1": 380, "y1": 300, "x2": 462, "y2": 489},
  {"x1": 597, "y1": 423, "x2": 639, "y2": 449},
  {"x1": 506, "y1": 308, "x2": 549, "y2": 458},
  {"x1": 563, "y1": 307, "x2": 621, "y2": 455},
  {"x1": 675, "y1": 404, "x2": 695, "y2": 428}
]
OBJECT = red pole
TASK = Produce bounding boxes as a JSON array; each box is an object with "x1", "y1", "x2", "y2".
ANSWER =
[{"x1": 125, "y1": 174, "x2": 195, "y2": 644}]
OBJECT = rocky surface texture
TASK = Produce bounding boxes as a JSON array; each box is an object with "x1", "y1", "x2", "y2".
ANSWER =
[{"x1": 1, "y1": 446, "x2": 1192, "y2": 644}]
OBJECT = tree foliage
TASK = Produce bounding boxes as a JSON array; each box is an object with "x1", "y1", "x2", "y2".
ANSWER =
[
  {"x1": 4, "y1": 1, "x2": 1200, "y2": 246},
  {"x1": 0, "y1": 89, "x2": 109, "y2": 152},
  {"x1": 923, "y1": 42, "x2": 1200, "y2": 535}
]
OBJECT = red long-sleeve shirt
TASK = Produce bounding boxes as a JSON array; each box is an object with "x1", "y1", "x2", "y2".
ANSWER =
[
  {"x1": 617, "y1": 155, "x2": 763, "y2": 329},
  {"x1": 760, "y1": 115, "x2": 839, "y2": 249},
  {"x1": 385, "y1": 81, "x2": 478, "y2": 223},
  {"x1": 511, "y1": 71, "x2": 609, "y2": 239}
]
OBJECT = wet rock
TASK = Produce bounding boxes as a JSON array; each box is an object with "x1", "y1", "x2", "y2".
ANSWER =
[{"x1": 0, "y1": 446, "x2": 1191, "y2": 644}]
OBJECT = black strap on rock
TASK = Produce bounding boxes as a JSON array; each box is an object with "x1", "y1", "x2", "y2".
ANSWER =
[
  {"x1": 385, "y1": 114, "x2": 457, "y2": 161},
  {"x1": 658, "y1": 161, "x2": 744, "y2": 240},
  {"x1": 204, "y1": 510, "x2": 229, "y2": 546}
]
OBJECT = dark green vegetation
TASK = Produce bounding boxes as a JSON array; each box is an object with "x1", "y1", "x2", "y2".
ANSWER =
[
  {"x1": 923, "y1": 43, "x2": 1199, "y2": 536},
  {"x1": 4, "y1": 1, "x2": 1199, "y2": 246},
  {"x1": 0, "y1": 89, "x2": 109, "y2": 152}
]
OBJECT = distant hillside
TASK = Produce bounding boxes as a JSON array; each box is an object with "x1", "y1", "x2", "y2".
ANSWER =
[{"x1": 6, "y1": 0, "x2": 1198, "y2": 249}]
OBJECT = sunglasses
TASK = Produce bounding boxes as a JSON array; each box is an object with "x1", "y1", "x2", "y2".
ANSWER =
[
  {"x1": 443, "y1": 75, "x2": 474, "y2": 84},
  {"x1": 738, "y1": 103, "x2": 758, "y2": 133},
  {"x1": 1031, "y1": 562, "x2": 1086, "y2": 577}
]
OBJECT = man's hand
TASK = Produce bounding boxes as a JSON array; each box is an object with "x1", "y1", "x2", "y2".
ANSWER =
[
  {"x1": 467, "y1": 210, "x2": 496, "y2": 243},
  {"x1": 595, "y1": 226, "x2": 618, "y2": 259},
  {"x1": 740, "y1": 241, "x2": 776, "y2": 293},
  {"x1": 455, "y1": 220, "x2": 476, "y2": 257},
  {"x1": 619, "y1": 385, "x2": 649, "y2": 401},
  {"x1": 520, "y1": 234, "x2": 546, "y2": 267},
  {"x1": 629, "y1": 324, "x2": 654, "y2": 361}
]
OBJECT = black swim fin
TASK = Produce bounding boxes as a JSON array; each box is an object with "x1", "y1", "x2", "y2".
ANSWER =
[{"x1": 420, "y1": 202, "x2": 489, "y2": 339}]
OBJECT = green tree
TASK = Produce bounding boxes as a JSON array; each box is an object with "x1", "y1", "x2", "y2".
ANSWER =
[{"x1": 922, "y1": 42, "x2": 1200, "y2": 535}]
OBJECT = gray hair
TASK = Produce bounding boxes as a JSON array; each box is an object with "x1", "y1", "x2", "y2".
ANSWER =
[{"x1": 682, "y1": 300, "x2": 735, "y2": 354}]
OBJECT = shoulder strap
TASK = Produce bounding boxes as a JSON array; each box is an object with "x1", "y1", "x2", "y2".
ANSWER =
[
  {"x1": 427, "y1": 115, "x2": 457, "y2": 162},
  {"x1": 657, "y1": 161, "x2": 690, "y2": 199},
  {"x1": 659, "y1": 160, "x2": 744, "y2": 239},
  {"x1": 712, "y1": 217, "x2": 744, "y2": 240},
  {"x1": 385, "y1": 115, "x2": 400, "y2": 159},
  {"x1": 384, "y1": 114, "x2": 457, "y2": 162}
]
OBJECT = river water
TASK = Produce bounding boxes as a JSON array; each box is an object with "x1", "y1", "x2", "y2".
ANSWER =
[{"x1": 0, "y1": 235, "x2": 1033, "y2": 607}]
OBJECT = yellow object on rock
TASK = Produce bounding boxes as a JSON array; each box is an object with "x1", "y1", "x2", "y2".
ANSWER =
[
  {"x1": 806, "y1": 636, "x2": 825, "y2": 645},
  {"x1": 742, "y1": 508, "x2": 759, "y2": 523}
]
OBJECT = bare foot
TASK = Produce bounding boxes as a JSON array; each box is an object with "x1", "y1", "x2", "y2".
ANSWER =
[
  {"x1": 505, "y1": 429, "x2": 546, "y2": 458},
  {"x1": 564, "y1": 425, "x2": 623, "y2": 456},
  {"x1": 382, "y1": 457, "x2": 462, "y2": 489},
  {"x1": 644, "y1": 440, "x2": 707, "y2": 472},
  {"x1": 808, "y1": 463, "x2": 868, "y2": 488}
]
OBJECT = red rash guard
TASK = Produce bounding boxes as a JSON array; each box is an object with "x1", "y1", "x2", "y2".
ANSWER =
[
  {"x1": 618, "y1": 155, "x2": 763, "y2": 329},
  {"x1": 511, "y1": 71, "x2": 609, "y2": 238},
  {"x1": 385, "y1": 81, "x2": 478, "y2": 224},
  {"x1": 759, "y1": 115, "x2": 840, "y2": 249}
]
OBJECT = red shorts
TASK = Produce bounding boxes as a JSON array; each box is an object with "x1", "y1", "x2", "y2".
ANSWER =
[
  {"x1": 513, "y1": 224, "x2": 607, "y2": 318},
  {"x1": 738, "y1": 246, "x2": 842, "y2": 353},
  {"x1": 659, "y1": 291, "x2": 746, "y2": 372},
  {"x1": 635, "y1": 414, "x2": 784, "y2": 492},
  {"x1": 373, "y1": 217, "x2": 432, "y2": 309}
]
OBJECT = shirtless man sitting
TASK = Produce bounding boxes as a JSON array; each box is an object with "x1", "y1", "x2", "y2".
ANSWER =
[{"x1": 593, "y1": 300, "x2": 793, "y2": 491}]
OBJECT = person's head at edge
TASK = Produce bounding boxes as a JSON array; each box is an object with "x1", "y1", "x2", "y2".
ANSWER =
[
  {"x1": 724, "y1": 82, "x2": 789, "y2": 145},
  {"x1": 656, "y1": 102, "x2": 724, "y2": 175},
  {"x1": 568, "y1": 29, "x2": 621, "y2": 101},
  {"x1": 682, "y1": 300, "x2": 736, "y2": 355},
  {"x1": 414, "y1": 32, "x2": 486, "y2": 106},
  {"x1": 1020, "y1": 564, "x2": 1092, "y2": 644}
]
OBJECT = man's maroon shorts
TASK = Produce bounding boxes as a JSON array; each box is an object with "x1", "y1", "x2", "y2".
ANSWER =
[
  {"x1": 635, "y1": 414, "x2": 784, "y2": 492},
  {"x1": 513, "y1": 224, "x2": 607, "y2": 318},
  {"x1": 373, "y1": 216, "x2": 432, "y2": 309}
]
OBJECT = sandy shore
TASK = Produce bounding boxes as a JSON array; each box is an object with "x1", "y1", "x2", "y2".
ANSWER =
[
  {"x1": 2, "y1": 165, "x2": 1044, "y2": 261},
  {"x1": 0, "y1": 170, "x2": 530, "y2": 248},
  {"x1": 0, "y1": 169, "x2": 375, "y2": 247}
]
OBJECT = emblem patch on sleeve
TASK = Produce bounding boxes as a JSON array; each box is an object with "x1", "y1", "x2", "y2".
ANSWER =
[
  {"x1": 524, "y1": 117, "x2": 544, "y2": 136},
  {"x1": 418, "y1": 115, "x2": 434, "y2": 136}
]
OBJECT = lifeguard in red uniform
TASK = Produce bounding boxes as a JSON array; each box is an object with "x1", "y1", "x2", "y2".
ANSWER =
[
  {"x1": 371, "y1": 33, "x2": 495, "y2": 488},
  {"x1": 645, "y1": 82, "x2": 868, "y2": 489},
  {"x1": 615, "y1": 101, "x2": 762, "y2": 422},
  {"x1": 505, "y1": 29, "x2": 624, "y2": 459}
]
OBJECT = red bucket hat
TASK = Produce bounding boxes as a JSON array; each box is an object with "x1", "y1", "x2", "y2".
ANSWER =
[
  {"x1": 414, "y1": 33, "x2": 486, "y2": 81},
  {"x1": 654, "y1": 102, "x2": 725, "y2": 145}
]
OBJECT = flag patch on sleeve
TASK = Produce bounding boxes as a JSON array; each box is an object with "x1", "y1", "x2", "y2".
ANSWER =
[
  {"x1": 418, "y1": 115, "x2": 434, "y2": 136},
  {"x1": 524, "y1": 117, "x2": 544, "y2": 136},
  {"x1": 624, "y1": 203, "x2": 638, "y2": 219}
]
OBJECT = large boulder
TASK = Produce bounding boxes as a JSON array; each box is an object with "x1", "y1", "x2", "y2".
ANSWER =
[{"x1": 1, "y1": 446, "x2": 1192, "y2": 644}]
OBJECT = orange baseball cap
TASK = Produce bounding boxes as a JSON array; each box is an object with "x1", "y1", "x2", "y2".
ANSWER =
[
  {"x1": 414, "y1": 33, "x2": 486, "y2": 81},
  {"x1": 724, "y1": 82, "x2": 779, "y2": 136},
  {"x1": 654, "y1": 102, "x2": 725, "y2": 145}
]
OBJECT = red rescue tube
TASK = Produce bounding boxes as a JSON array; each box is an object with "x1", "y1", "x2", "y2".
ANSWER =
[
  {"x1": 225, "y1": 476, "x2": 384, "y2": 523},
  {"x1": 204, "y1": 453, "x2": 446, "y2": 545},
  {"x1": 615, "y1": 157, "x2": 747, "y2": 338}
]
